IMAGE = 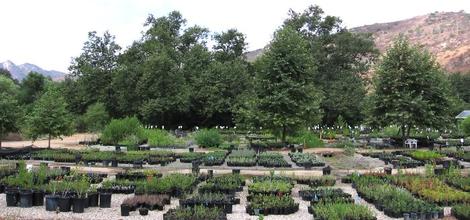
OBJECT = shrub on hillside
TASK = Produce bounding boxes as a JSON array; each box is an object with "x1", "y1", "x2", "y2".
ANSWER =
[{"x1": 194, "y1": 129, "x2": 222, "y2": 148}]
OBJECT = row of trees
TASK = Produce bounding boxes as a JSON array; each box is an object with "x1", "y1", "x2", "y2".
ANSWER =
[{"x1": 1, "y1": 5, "x2": 469, "y2": 145}]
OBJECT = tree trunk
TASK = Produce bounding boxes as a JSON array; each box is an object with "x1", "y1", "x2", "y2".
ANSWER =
[
  {"x1": 0, "y1": 140, "x2": 2, "y2": 149},
  {"x1": 281, "y1": 125, "x2": 287, "y2": 143},
  {"x1": 401, "y1": 124, "x2": 406, "y2": 148},
  {"x1": 48, "y1": 134, "x2": 51, "y2": 149}
]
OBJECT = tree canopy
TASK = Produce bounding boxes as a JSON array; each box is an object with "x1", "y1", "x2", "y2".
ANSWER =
[{"x1": 370, "y1": 37, "x2": 453, "y2": 144}]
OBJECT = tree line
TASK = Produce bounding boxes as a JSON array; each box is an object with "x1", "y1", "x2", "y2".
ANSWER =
[{"x1": 1, "y1": 5, "x2": 469, "y2": 146}]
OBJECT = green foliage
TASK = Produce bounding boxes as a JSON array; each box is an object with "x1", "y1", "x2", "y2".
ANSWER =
[
  {"x1": 461, "y1": 117, "x2": 470, "y2": 137},
  {"x1": 147, "y1": 129, "x2": 179, "y2": 147},
  {"x1": 18, "y1": 72, "x2": 48, "y2": 105},
  {"x1": 241, "y1": 26, "x2": 323, "y2": 141},
  {"x1": 0, "y1": 75, "x2": 19, "y2": 147},
  {"x1": 284, "y1": 5, "x2": 378, "y2": 126},
  {"x1": 289, "y1": 130, "x2": 323, "y2": 148},
  {"x1": 100, "y1": 116, "x2": 145, "y2": 145},
  {"x1": 82, "y1": 102, "x2": 109, "y2": 132},
  {"x1": 24, "y1": 85, "x2": 74, "y2": 148},
  {"x1": 194, "y1": 129, "x2": 222, "y2": 148},
  {"x1": 313, "y1": 203, "x2": 376, "y2": 220},
  {"x1": 370, "y1": 37, "x2": 453, "y2": 143},
  {"x1": 68, "y1": 31, "x2": 121, "y2": 116},
  {"x1": 452, "y1": 204, "x2": 470, "y2": 219},
  {"x1": 409, "y1": 150, "x2": 443, "y2": 161}
]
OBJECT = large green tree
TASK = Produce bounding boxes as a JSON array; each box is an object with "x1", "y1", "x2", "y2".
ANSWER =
[
  {"x1": 284, "y1": 5, "x2": 378, "y2": 126},
  {"x1": 68, "y1": 31, "x2": 121, "y2": 115},
  {"x1": 25, "y1": 86, "x2": 74, "y2": 148},
  {"x1": 449, "y1": 72, "x2": 470, "y2": 109},
  {"x1": 370, "y1": 37, "x2": 453, "y2": 145},
  {"x1": 0, "y1": 75, "x2": 19, "y2": 148},
  {"x1": 246, "y1": 26, "x2": 323, "y2": 141}
]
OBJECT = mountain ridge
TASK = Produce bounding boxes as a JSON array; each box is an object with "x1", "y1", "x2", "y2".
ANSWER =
[
  {"x1": 246, "y1": 11, "x2": 470, "y2": 73},
  {"x1": 0, "y1": 60, "x2": 65, "y2": 81}
]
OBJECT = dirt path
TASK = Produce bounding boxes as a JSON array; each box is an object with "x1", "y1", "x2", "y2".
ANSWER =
[{"x1": 1, "y1": 133, "x2": 96, "y2": 149}]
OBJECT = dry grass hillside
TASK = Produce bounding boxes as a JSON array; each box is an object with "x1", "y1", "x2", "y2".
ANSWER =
[{"x1": 352, "y1": 11, "x2": 470, "y2": 73}]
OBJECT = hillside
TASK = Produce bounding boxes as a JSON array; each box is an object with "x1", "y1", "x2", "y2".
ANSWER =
[{"x1": 352, "y1": 11, "x2": 470, "y2": 73}]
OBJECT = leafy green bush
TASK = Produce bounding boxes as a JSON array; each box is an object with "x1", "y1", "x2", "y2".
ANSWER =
[
  {"x1": 289, "y1": 130, "x2": 323, "y2": 148},
  {"x1": 100, "y1": 116, "x2": 145, "y2": 145},
  {"x1": 409, "y1": 150, "x2": 443, "y2": 161},
  {"x1": 194, "y1": 129, "x2": 222, "y2": 148},
  {"x1": 462, "y1": 117, "x2": 470, "y2": 137},
  {"x1": 147, "y1": 129, "x2": 179, "y2": 147}
]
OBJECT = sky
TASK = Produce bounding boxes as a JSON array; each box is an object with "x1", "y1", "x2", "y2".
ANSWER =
[{"x1": 1, "y1": 0, "x2": 470, "y2": 73}]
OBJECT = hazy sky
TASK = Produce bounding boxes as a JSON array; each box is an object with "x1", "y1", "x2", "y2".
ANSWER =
[{"x1": 1, "y1": 0, "x2": 470, "y2": 72}]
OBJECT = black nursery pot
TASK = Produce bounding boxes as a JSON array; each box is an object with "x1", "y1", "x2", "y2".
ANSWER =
[
  {"x1": 6, "y1": 189, "x2": 19, "y2": 207},
  {"x1": 45, "y1": 195, "x2": 59, "y2": 211},
  {"x1": 189, "y1": 147, "x2": 194, "y2": 152},
  {"x1": 88, "y1": 192, "x2": 99, "y2": 207},
  {"x1": 99, "y1": 192, "x2": 112, "y2": 208},
  {"x1": 384, "y1": 167, "x2": 392, "y2": 175},
  {"x1": 111, "y1": 160, "x2": 118, "y2": 167},
  {"x1": 121, "y1": 204, "x2": 131, "y2": 216},
  {"x1": 232, "y1": 169, "x2": 241, "y2": 174},
  {"x1": 58, "y1": 196, "x2": 72, "y2": 212},
  {"x1": 19, "y1": 190, "x2": 33, "y2": 208},
  {"x1": 139, "y1": 207, "x2": 149, "y2": 216},
  {"x1": 33, "y1": 190, "x2": 45, "y2": 206},
  {"x1": 322, "y1": 166, "x2": 332, "y2": 175},
  {"x1": 72, "y1": 197, "x2": 87, "y2": 213}
]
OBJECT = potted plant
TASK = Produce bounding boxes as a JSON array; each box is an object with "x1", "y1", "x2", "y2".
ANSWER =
[
  {"x1": 18, "y1": 163, "x2": 34, "y2": 208},
  {"x1": 121, "y1": 203, "x2": 131, "y2": 216},
  {"x1": 45, "y1": 181, "x2": 59, "y2": 211},
  {"x1": 139, "y1": 207, "x2": 149, "y2": 215},
  {"x1": 33, "y1": 164, "x2": 48, "y2": 206},
  {"x1": 87, "y1": 185, "x2": 99, "y2": 207},
  {"x1": 58, "y1": 181, "x2": 72, "y2": 212},
  {"x1": 99, "y1": 181, "x2": 112, "y2": 208},
  {"x1": 72, "y1": 175, "x2": 90, "y2": 213},
  {"x1": 322, "y1": 166, "x2": 332, "y2": 175}
]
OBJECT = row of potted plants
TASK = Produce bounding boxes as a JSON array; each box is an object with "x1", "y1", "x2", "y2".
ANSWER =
[
  {"x1": 443, "y1": 175, "x2": 470, "y2": 192},
  {"x1": 351, "y1": 174, "x2": 442, "y2": 218},
  {"x1": 163, "y1": 205, "x2": 227, "y2": 220},
  {"x1": 257, "y1": 152, "x2": 291, "y2": 167},
  {"x1": 362, "y1": 152, "x2": 423, "y2": 168},
  {"x1": 310, "y1": 202, "x2": 376, "y2": 220},
  {"x1": 295, "y1": 175, "x2": 336, "y2": 187},
  {"x1": 299, "y1": 188, "x2": 351, "y2": 203},
  {"x1": 289, "y1": 152, "x2": 325, "y2": 168},
  {"x1": 389, "y1": 175, "x2": 470, "y2": 205},
  {"x1": 202, "y1": 151, "x2": 228, "y2": 166},
  {"x1": 121, "y1": 194, "x2": 171, "y2": 216},
  {"x1": 248, "y1": 178, "x2": 293, "y2": 195},
  {"x1": 198, "y1": 174, "x2": 245, "y2": 195},
  {"x1": 404, "y1": 150, "x2": 444, "y2": 163},
  {"x1": 246, "y1": 194, "x2": 299, "y2": 215},
  {"x1": 179, "y1": 193, "x2": 236, "y2": 213},
  {"x1": 133, "y1": 174, "x2": 198, "y2": 197},
  {"x1": 452, "y1": 204, "x2": 470, "y2": 220},
  {"x1": 226, "y1": 150, "x2": 257, "y2": 166}
]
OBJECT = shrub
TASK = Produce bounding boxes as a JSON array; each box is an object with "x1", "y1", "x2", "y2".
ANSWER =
[
  {"x1": 194, "y1": 129, "x2": 222, "y2": 148},
  {"x1": 147, "y1": 129, "x2": 179, "y2": 147},
  {"x1": 100, "y1": 116, "x2": 145, "y2": 145},
  {"x1": 462, "y1": 117, "x2": 470, "y2": 137},
  {"x1": 409, "y1": 150, "x2": 443, "y2": 161},
  {"x1": 289, "y1": 130, "x2": 323, "y2": 148}
]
